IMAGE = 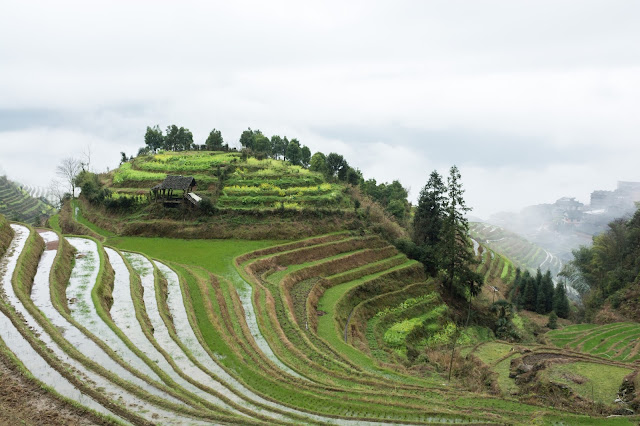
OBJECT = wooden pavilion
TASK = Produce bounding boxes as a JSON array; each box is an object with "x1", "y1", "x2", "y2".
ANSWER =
[{"x1": 151, "y1": 175, "x2": 197, "y2": 207}]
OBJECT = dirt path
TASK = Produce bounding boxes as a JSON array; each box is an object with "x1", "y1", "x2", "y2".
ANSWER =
[{"x1": 0, "y1": 347, "x2": 106, "y2": 426}]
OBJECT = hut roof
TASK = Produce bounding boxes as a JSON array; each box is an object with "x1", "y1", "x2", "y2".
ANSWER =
[{"x1": 152, "y1": 175, "x2": 197, "y2": 191}]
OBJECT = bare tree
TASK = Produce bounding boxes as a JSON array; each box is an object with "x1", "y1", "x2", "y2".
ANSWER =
[
  {"x1": 81, "y1": 144, "x2": 93, "y2": 172},
  {"x1": 47, "y1": 179, "x2": 66, "y2": 209},
  {"x1": 56, "y1": 157, "x2": 81, "y2": 198}
]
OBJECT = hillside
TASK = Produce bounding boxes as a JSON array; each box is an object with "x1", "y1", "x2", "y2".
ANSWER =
[
  {"x1": 470, "y1": 222, "x2": 563, "y2": 277},
  {"x1": 1, "y1": 151, "x2": 639, "y2": 424},
  {"x1": 0, "y1": 176, "x2": 55, "y2": 225},
  {"x1": 74, "y1": 150, "x2": 406, "y2": 241},
  {"x1": 2, "y1": 204, "x2": 639, "y2": 423}
]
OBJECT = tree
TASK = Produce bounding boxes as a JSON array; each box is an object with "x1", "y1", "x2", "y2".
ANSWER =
[
  {"x1": 300, "y1": 145, "x2": 311, "y2": 167},
  {"x1": 164, "y1": 125, "x2": 179, "y2": 150},
  {"x1": 56, "y1": 157, "x2": 81, "y2": 198},
  {"x1": 286, "y1": 139, "x2": 302, "y2": 165},
  {"x1": 254, "y1": 134, "x2": 271, "y2": 156},
  {"x1": 547, "y1": 311, "x2": 558, "y2": 329},
  {"x1": 205, "y1": 128, "x2": 224, "y2": 150},
  {"x1": 176, "y1": 127, "x2": 193, "y2": 151},
  {"x1": 413, "y1": 171, "x2": 446, "y2": 275},
  {"x1": 281, "y1": 137, "x2": 290, "y2": 160},
  {"x1": 239, "y1": 128, "x2": 255, "y2": 150},
  {"x1": 81, "y1": 143, "x2": 93, "y2": 171},
  {"x1": 144, "y1": 125, "x2": 164, "y2": 152},
  {"x1": 345, "y1": 167, "x2": 362, "y2": 186},
  {"x1": 47, "y1": 179, "x2": 66, "y2": 209},
  {"x1": 535, "y1": 269, "x2": 548, "y2": 314},
  {"x1": 522, "y1": 273, "x2": 538, "y2": 311},
  {"x1": 440, "y1": 166, "x2": 483, "y2": 307},
  {"x1": 309, "y1": 152, "x2": 327, "y2": 174},
  {"x1": 558, "y1": 262, "x2": 590, "y2": 296},
  {"x1": 553, "y1": 281, "x2": 570, "y2": 318},
  {"x1": 271, "y1": 135, "x2": 284, "y2": 159},
  {"x1": 541, "y1": 271, "x2": 555, "y2": 313},
  {"x1": 326, "y1": 153, "x2": 347, "y2": 178}
]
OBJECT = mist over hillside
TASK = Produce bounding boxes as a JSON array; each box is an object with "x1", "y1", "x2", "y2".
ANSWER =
[{"x1": 486, "y1": 181, "x2": 640, "y2": 262}]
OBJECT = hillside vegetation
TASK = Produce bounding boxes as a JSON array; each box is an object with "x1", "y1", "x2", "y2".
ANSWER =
[
  {"x1": 0, "y1": 176, "x2": 55, "y2": 224},
  {"x1": 3, "y1": 147, "x2": 640, "y2": 423}
]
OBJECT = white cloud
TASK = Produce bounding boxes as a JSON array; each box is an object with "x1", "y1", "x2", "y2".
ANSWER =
[{"x1": 1, "y1": 0, "x2": 640, "y2": 217}]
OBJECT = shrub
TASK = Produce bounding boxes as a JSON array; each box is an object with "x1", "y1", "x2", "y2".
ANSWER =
[
  {"x1": 198, "y1": 197, "x2": 216, "y2": 215},
  {"x1": 547, "y1": 311, "x2": 558, "y2": 329}
]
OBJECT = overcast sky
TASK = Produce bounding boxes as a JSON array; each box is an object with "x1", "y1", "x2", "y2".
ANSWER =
[{"x1": 2, "y1": 0, "x2": 639, "y2": 218}]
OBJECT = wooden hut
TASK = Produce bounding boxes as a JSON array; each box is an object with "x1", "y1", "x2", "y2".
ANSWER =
[{"x1": 151, "y1": 175, "x2": 197, "y2": 206}]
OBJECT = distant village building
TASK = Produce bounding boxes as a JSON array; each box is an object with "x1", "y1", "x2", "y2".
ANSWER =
[{"x1": 590, "y1": 181, "x2": 640, "y2": 212}]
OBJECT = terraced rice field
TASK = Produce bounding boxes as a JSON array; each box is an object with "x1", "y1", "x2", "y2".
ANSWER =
[
  {"x1": 470, "y1": 223, "x2": 562, "y2": 277},
  {"x1": 548, "y1": 323, "x2": 640, "y2": 362},
  {"x1": 0, "y1": 176, "x2": 55, "y2": 223},
  {"x1": 0, "y1": 216, "x2": 634, "y2": 424},
  {"x1": 111, "y1": 151, "x2": 351, "y2": 211}
]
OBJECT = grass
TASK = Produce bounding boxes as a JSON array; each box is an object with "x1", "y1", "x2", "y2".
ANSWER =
[
  {"x1": 544, "y1": 361, "x2": 632, "y2": 405},
  {"x1": 71, "y1": 200, "x2": 116, "y2": 238}
]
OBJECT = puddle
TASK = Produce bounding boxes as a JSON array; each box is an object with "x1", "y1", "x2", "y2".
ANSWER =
[
  {"x1": 0, "y1": 225, "x2": 122, "y2": 422},
  {"x1": 64, "y1": 238, "x2": 182, "y2": 404},
  {"x1": 109, "y1": 249, "x2": 248, "y2": 415},
  {"x1": 156, "y1": 260, "x2": 298, "y2": 421},
  {"x1": 2, "y1": 228, "x2": 213, "y2": 424},
  {"x1": 122, "y1": 253, "x2": 240, "y2": 416},
  {"x1": 234, "y1": 278, "x2": 304, "y2": 379}
]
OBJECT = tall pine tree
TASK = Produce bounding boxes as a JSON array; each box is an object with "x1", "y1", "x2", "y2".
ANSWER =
[
  {"x1": 553, "y1": 281, "x2": 570, "y2": 318},
  {"x1": 441, "y1": 165, "x2": 482, "y2": 302},
  {"x1": 413, "y1": 170, "x2": 446, "y2": 275}
]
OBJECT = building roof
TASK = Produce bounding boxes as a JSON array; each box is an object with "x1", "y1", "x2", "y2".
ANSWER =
[{"x1": 152, "y1": 175, "x2": 196, "y2": 191}]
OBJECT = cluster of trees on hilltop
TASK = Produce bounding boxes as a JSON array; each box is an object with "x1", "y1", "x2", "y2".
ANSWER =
[
  {"x1": 138, "y1": 125, "x2": 411, "y2": 223},
  {"x1": 509, "y1": 269, "x2": 570, "y2": 318},
  {"x1": 238, "y1": 128, "x2": 312, "y2": 166}
]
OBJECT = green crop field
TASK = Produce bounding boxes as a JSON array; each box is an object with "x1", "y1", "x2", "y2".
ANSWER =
[
  {"x1": 470, "y1": 223, "x2": 562, "y2": 277},
  {"x1": 0, "y1": 176, "x2": 55, "y2": 224},
  {"x1": 1, "y1": 161, "x2": 638, "y2": 424},
  {"x1": 107, "y1": 150, "x2": 351, "y2": 212}
]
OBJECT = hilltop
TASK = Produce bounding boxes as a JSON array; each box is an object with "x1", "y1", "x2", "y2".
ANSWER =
[
  {"x1": 1, "y1": 148, "x2": 639, "y2": 424},
  {"x1": 70, "y1": 150, "x2": 405, "y2": 241}
]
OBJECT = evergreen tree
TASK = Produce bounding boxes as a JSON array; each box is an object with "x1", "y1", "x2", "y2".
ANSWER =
[
  {"x1": 301, "y1": 146, "x2": 311, "y2": 167},
  {"x1": 534, "y1": 269, "x2": 548, "y2": 314},
  {"x1": 522, "y1": 273, "x2": 538, "y2": 311},
  {"x1": 412, "y1": 170, "x2": 446, "y2": 275},
  {"x1": 541, "y1": 271, "x2": 555, "y2": 313},
  {"x1": 553, "y1": 281, "x2": 570, "y2": 318},
  {"x1": 547, "y1": 311, "x2": 558, "y2": 329},
  {"x1": 440, "y1": 165, "x2": 482, "y2": 300}
]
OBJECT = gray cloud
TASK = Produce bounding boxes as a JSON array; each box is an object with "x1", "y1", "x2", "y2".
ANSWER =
[{"x1": 1, "y1": 0, "x2": 639, "y2": 218}]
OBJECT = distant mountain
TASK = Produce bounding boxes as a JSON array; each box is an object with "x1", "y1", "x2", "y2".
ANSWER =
[
  {"x1": 487, "y1": 181, "x2": 640, "y2": 262},
  {"x1": 0, "y1": 176, "x2": 56, "y2": 224}
]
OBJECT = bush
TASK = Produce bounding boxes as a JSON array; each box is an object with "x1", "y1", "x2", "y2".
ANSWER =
[
  {"x1": 198, "y1": 197, "x2": 216, "y2": 215},
  {"x1": 547, "y1": 311, "x2": 558, "y2": 329}
]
